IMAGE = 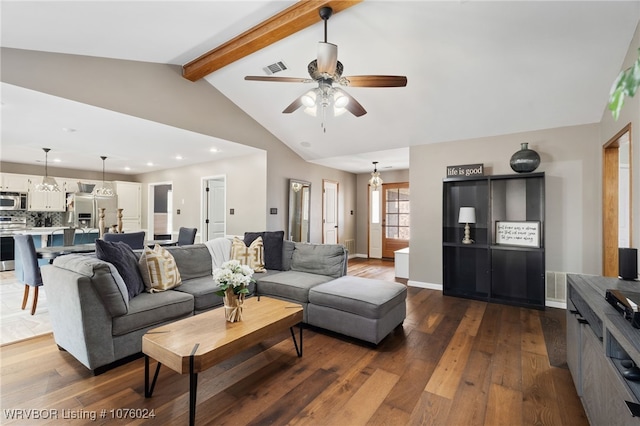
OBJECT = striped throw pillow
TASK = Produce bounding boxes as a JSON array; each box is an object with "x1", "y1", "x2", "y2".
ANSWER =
[
  {"x1": 230, "y1": 236, "x2": 266, "y2": 272},
  {"x1": 138, "y1": 244, "x2": 182, "y2": 292}
]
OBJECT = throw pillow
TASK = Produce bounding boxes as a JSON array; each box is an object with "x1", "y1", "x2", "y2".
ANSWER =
[
  {"x1": 231, "y1": 236, "x2": 266, "y2": 272},
  {"x1": 244, "y1": 231, "x2": 284, "y2": 270},
  {"x1": 138, "y1": 244, "x2": 182, "y2": 293},
  {"x1": 95, "y1": 239, "x2": 145, "y2": 300}
]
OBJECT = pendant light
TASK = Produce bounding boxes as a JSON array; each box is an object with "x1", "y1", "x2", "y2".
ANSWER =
[
  {"x1": 92, "y1": 156, "x2": 114, "y2": 196},
  {"x1": 369, "y1": 161, "x2": 383, "y2": 190},
  {"x1": 35, "y1": 148, "x2": 61, "y2": 192}
]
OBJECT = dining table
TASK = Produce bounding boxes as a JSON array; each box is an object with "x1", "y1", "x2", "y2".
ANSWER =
[{"x1": 36, "y1": 240, "x2": 179, "y2": 261}]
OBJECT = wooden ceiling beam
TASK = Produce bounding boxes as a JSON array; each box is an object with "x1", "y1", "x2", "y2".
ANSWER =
[{"x1": 182, "y1": 0, "x2": 362, "y2": 81}]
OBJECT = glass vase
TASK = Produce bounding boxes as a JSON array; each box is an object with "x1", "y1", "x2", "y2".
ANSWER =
[{"x1": 510, "y1": 143, "x2": 541, "y2": 173}]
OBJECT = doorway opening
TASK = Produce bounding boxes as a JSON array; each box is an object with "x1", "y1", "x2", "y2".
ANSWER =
[
  {"x1": 602, "y1": 123, "x2": 633, "y2": 277},
  {"x1": 368, "y1": 182, "x2": 410, "y2": 258},
  {"x1": 148, "y1": 182, "x2": 173, "y2": 240},
  {"x1": 202, "y1": 176, "x2": 226, "y2": 241}
]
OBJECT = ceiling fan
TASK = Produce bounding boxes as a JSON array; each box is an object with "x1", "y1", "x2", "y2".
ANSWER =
[{"x1": 244, "y1": 6, "x2": 407, "y2": 121}]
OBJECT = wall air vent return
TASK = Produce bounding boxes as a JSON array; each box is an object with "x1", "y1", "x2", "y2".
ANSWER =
[{"x1": 263, "y1": 61, "x2": 288, "y2": 75}]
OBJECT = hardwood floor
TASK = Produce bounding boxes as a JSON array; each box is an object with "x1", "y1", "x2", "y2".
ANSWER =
[{"x1": 0, "y1": 258, "x2": 587, "y2": 425}]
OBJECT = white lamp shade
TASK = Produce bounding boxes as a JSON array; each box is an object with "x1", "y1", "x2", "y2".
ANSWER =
[
  {"x1": 458, "y1": 207, "x2": 476, "y2": 224},
  {"x1": 301, "y1": 91, "x2": 316, "y2": 108}
]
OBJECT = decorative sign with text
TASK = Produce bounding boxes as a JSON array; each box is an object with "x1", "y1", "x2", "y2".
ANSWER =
[
  {"x1": 446, "y1": 164, "x2": 484, "y2": 178},
  {"x1": 495, "y1": 221, "x2": 541, "y2": 248}
]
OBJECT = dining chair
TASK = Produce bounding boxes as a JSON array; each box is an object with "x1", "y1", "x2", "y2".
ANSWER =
[
  {"x1": 103, "y1": 231, "x2": 146, "y2": 249},
  {"x1": 14, "y1": 234, "x2": 44, "y2": 315},
  {"x1": 177, "y1": 227, "x2": 197, "y2": 246},
  {"x1": 49, "y1": 227, "x2": 76, "y2": 246}
]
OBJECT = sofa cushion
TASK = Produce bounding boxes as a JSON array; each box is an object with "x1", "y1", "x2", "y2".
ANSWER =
[
  {"x1": 173, "y1": 276, "x2": 224, "y2": 312},
  {"x1": 231, "y1": 237, "x2": 266, "y2": 272},
  {"x1": 111, "y1": 290, "x2": 194, "y2": 336},
  {"x1": 255, "y1": 271, "x2": 333, "y2": 304},
  {"x1": 175, "y1": 276, "x2": 258, "y2": 312},
  {"x1": 165, "y1": 244, "x2": 213, "y2": 280},
  {"x1": 244, "y1": 231, "x2": 285, "y2": 270},
  {"x1": 308, "y1": 276, "x2": 407, "y2": 319},
  {"x1": 51, "y1": 254, "x2": 129, "y2": 316},
  {"x1": 138, "y1": 244, "x2": 182, "y2": 293},
  {"x1": 95, "y1": 239, "x2": 145, "y2": 300},
  {"x1": 291, "y1": 243, "x2": 346, "y2": 279},
  {"x1": 282, "y1": 240, "x2": 295, "y2": 271}
]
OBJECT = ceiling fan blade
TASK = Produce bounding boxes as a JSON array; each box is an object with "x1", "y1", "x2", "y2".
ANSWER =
[
  {"x1": 335, "y1": 89, "x2": 367, "y2": 117},
  {"x1": 317, "y1": 42, "x2": 338, "y2": 75},
  {"x1": 283, "y1": 97, "x2": 304, "y2": 114},
  {"x1": 245, "y1": 76, "x2": 312, "y2": 83},
  {"x1": 342, "y1": 75, "x2": 408, "y2": 87}
]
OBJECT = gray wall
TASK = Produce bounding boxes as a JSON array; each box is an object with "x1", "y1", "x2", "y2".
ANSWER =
[
  {"x1": 599, "y1": 21, "x2": 640, "y2": 271},
  {"x1": 410, "y1": 123, "x2": 601, "y2": 285},
  {"x1": 1, "y1": 48, "x2": 356, "y2": 244}
]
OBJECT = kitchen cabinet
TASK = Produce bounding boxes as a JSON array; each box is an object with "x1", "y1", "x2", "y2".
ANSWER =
[
  {"x1": 567, "y1": 274, "x2": 640, "y2": 425},
  {"x1": 27, "y1": 178, "x2": 66, "y2": 211},
  {"x1": 113, "y1": 181, "x2": 141, "y2": 231},
  {"x1": 442, "y1": 172, "x2": 545, "y2": 309},
  {"x1": 0, "y1": 173, "x2": 31, "y2": 192}
]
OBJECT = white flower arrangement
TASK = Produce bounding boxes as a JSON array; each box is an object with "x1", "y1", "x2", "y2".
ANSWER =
[{"x1": 213, "y1": 260, "x2": 254, "y2": 297}]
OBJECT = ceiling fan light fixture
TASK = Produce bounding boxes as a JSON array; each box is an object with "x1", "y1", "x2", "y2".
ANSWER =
[
  {"x1": 35, "y1": 148, "x2": 61, "y2": 192},
  {"x1": 334, "y1": 92, "x2": 349, "y2": 108},
  {"x1": 301, "y1": 91, "x2": 316, "y2": 107}
]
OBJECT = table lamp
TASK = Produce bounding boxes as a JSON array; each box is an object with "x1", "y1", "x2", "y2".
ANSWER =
[{"x1": 458, "y1": 207, "x2": 476, "y2": 244}]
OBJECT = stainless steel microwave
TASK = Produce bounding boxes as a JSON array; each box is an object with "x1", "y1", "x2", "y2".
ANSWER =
[{"x1": 0, "y1": 193, "x2": 27, "y2": 210}]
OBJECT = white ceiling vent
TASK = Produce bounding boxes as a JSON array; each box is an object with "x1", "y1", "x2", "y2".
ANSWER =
[{"x1": 263, "y1": 61, "x2": 287, "y2": 75}]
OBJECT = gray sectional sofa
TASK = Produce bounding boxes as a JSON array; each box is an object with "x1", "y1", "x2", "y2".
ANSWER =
[{"x1": 41, "y1": 239, "x2": 406, "y2": 373}]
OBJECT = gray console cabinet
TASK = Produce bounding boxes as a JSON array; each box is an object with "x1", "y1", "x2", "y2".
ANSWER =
[{"x1": 567, "y1": 274, "x2": 640, "y2": 425}]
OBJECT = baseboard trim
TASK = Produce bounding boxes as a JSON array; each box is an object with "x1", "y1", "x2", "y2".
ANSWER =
[
  {"x1": 545, "y1": 300, "x2": 567, "y2": 309},
  {"x1": 408, "y1": 280, "x2": 442, "y2": 290}
]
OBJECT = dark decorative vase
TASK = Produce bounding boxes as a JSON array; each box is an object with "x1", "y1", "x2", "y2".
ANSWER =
[{"x1": 510, "y1": 143, "x2": 540, "y2": 173}]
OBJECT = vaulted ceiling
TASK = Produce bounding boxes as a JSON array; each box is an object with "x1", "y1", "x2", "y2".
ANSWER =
[{"x1": 1, "y1": 1, "x2": 639, "y2": 174}]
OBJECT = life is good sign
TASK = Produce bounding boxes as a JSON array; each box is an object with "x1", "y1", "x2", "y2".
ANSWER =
[
  {"x1": 446, "y1": 164, "x2": 484, "y2": 178},
  {"x1": 495, "y1": 221, "x2": 541, "y2": 248}
]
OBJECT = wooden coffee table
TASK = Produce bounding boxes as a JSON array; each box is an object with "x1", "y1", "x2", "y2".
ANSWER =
[{"x1": 142, "y1": 296, "x2": 303, "y2": 426}]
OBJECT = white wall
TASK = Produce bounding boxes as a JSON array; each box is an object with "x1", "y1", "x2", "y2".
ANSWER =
[
  {"x1": 135, "y1": 152, "x2": 267, "y2": 237},
  {"x1": 355, "y1": 169, "x2": 410, "y2": 255}
]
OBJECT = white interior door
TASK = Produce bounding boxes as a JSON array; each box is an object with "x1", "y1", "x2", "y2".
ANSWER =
[
  {"x1": 369, "y1": 186, "x2": 383, "y2": 258},
  {"x1": 203, "y1": 176, "x2": 226, "y2": 241},
  {"x1": 323, "y1": 180, "x2": 338, "y2": 244}
]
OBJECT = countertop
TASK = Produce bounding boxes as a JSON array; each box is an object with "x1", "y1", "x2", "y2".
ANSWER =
[{"x1": 18, "y1": 227, "x2": 99, "y2": 235}]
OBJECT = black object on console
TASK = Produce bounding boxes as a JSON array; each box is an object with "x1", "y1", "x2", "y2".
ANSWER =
[{"x1": 619, "y1": 248, "x2": 638, "y2": 281}]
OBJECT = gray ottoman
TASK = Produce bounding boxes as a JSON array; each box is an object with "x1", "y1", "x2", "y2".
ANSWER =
[{"x1": 307, "y1": 276, "x2": 407, "y2": 344}]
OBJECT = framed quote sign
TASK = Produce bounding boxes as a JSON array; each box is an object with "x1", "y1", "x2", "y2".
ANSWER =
[{"x1": 495, "y1": 221, "x2": 541, "y2": 248}]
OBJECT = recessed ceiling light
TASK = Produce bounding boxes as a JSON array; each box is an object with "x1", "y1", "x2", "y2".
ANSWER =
[
  {"x1": 300, "y1": 142, "x2": 311, "y2": 148},
  {"x1": 124, "y1": 166, "x2": 131, "y2": 171},
  {"x1": 62, "y1": 127, "x2": 77, "y2": 132},
  {"x1": 176, "y1": 155, "x2": 183, "y2": 160},
  {"x1": 53, "y1": 158, "x2": 61, "y2": 163},
  {"x1": 209, "y1": 148, "x2": 218, "y2": 153},
  {"x1": 146, "y1": 162, "x2": 153, "y2": 167}
]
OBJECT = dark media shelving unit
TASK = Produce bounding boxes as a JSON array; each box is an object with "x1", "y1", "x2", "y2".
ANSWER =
[{"x1": 442, "y1": 172, "x2": 545, "y2": 309}]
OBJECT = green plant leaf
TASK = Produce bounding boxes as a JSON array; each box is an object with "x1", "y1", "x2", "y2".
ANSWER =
[{"x1": 608, "y1": 48, "x2": 640, "y2": 120}]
